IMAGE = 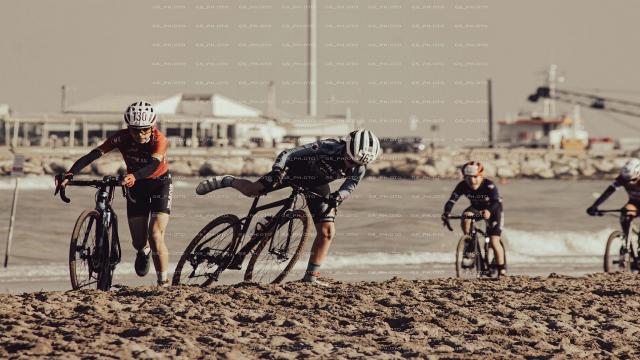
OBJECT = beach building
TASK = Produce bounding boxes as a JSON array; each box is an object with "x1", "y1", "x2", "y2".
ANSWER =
[
  {"x1": 497, "y1": 115, "x2": 589, "y2": 149},
  {"x1": 1, "y1": 92, "x2": 357, "y2": 149},
  {"x1": 1, "y1": 93, "x2": 287, "y2": 149}
]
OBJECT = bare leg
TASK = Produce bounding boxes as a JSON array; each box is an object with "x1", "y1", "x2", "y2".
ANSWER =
[
  {"x1": 148, "y1": 212, "x2": 170, "y2": 276},
  {"x1": 230, "y1": 178, "x2": 265, "y2": 197},
  {"x1": 308, "y1": 221, "x2": 336, "y2": 265},
  {"x1": 490, "y1": 235, "x2": 505, "y2": 266},
  {"x1": 128, "y1": 215, "x2": 149, "y2": 252}
]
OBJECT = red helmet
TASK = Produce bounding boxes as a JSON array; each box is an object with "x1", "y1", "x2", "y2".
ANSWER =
[{"x1": 461, "y1": 161, "x2": 484, "y2": 177}]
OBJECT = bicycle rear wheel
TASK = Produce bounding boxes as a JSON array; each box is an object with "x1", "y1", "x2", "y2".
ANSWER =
[
  {"x1": 69, "y1": 209, "x2": 101, "y2": 290},
  {"x1": 455, "y1": 235, "x2": 478, "y2": 279},
  {"x1": 604, "y1": 230, "x2": 635, "y2": 273},
  {"x1": 244, "y1": 210, "x2": 311, "y2": 284},
  {"x1": 172, "y1": 214, "x2": 241, "y2": 286}
]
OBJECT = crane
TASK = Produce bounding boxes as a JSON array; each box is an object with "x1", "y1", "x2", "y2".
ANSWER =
[{"x1": 528, "y1": 86, "x2": 640, "y2": 118}]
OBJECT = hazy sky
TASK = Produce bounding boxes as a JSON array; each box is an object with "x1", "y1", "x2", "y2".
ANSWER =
[{"x1": 1, "y1": 0, "x2": 639, "y2": 143}]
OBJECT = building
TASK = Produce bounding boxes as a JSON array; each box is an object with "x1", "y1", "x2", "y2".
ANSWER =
[
  {"x1": 1, "y1": 93, "x2": 286, "y2": 148},
  {"x1": 497, "y1": 115, "x2": 588, "y2": 149}
]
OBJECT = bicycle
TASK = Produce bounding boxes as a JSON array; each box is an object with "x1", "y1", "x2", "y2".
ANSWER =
[
  {"x1": 594, "y1": 209, "x2": 640, "y2": 273},
  {"x1": 55, "y1": 175, "x2": 132, "y2": 291},
  {"x1": 172, "y1": 181, "x2": 333, "y2": 286},
  {"x1": 443, "y1": 213, "x2": 507, "y2": 279}
]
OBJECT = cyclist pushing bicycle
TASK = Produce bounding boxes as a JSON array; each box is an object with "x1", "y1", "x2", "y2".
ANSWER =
[
  {"x1": 441, "y1": 161, "x2": 507, "y2": 276},
  {"x1": 55, "y1": 101, "x2": 173, "y2": 287},
  {"x1": 195, "y1": 129, "x2": 382, "y2": 285}
]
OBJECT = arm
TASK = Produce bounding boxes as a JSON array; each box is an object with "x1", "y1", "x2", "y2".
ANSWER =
[
  {"x1": 131, "y1": 157, "x2": 162, "y2": 180},
  {"x1": 336, "y1": 165, "x2": 366, "y2": 201},
  {"x1": 443, "y1": 182, "x2": 465, "y2": 214},
  {"x1": 131, "y1": 136, "x2": 167, "y2": 180},
  {"x1": 67, "y1": 149, "x2": 103, "y2": 176},
  {"x1": 272, "y1": 141, "x2": 321, "y2": 171},
  {"x1": 590, "y1": 184, "x2": 618, "y2": 209},
  {"x1": 486, "y1": 181, "x2": 502, "y2": 214}
]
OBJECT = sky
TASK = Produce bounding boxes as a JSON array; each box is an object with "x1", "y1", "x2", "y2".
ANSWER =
[{"x1": 1, "y1": 0, "x2": 639, "y2": 143}]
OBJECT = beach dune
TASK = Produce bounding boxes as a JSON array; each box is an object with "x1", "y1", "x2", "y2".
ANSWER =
[{"x1": 1, "y1": 273, "x2": 639, "y2": 358}]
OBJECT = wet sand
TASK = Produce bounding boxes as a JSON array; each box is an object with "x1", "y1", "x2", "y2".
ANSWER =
[{"x1": 2, "y1": 273, "x2": 639, "y2": 358}]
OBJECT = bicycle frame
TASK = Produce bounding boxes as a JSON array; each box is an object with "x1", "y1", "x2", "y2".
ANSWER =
[
  {"x1": 599, "y1": 209, "x2": 640, "y2": 270},
  {"x1": 465, "y1": 217, "x2": 492, "y2": 275},
  {"x1": 61, "y1": 176, "x2": 125, "y2": 288},
  {"x1": 233, "y1": 184, "x2": 307, "y2": 260}
]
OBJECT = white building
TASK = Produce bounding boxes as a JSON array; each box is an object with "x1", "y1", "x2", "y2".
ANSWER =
[
  {"x1": 497, "y1": 116, "x2": 588, "y2": 149},
  {"x1": 3, "y1": 93, "x2": 285, "y2": 148}
]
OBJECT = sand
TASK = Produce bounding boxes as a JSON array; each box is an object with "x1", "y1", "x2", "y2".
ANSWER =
[{"x1": 2, "y1": 273, "x2": 640, "y2": 358}]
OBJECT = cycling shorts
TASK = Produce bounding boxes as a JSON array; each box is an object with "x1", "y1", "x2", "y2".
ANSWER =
[
  {"x1": 127, "y1": 172, "x2": 173, "y2": 217},
  {"x1": 463, "y1": 205, "x2": 503, "y2": 237},
  {"x1": 258, "y1": 171, "x2": 336, "y2": 223}
]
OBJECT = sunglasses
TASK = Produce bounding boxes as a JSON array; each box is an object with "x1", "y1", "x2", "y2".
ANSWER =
[{"x1": 129, "y1": 127, "x2": 152, "y2": 135}]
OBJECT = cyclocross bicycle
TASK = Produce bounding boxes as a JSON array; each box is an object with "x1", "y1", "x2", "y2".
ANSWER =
[
  {"x1": 595, "y1": 209, "x2": 640, "y2": 273},
  {"x1": 444, "y1": 213, "x2": 507, "y2": 279},
  {"x1": 55, "y1": 175, "x2": 132, "y2": 291},
  {"x1": 172, "y1": 181, "x2": 333, "y2": 286}
]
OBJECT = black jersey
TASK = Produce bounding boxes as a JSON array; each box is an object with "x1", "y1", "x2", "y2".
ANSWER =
[
  {"x1": 444, "y1": 179, "x2": 502, "y2": 212},
  {"x1": 272, "y1": 139, "x2": 366, "y2": 199}
]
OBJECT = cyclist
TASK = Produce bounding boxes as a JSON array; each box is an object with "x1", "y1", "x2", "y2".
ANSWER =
[
  {"x1": 56, "y1": 101, "x2": 173, "y2": 286},
  {"x1": 195, "y1": 129, "x2": 382, "y2": 285},
  {"x1": 441, "y1": 161, "x2": 506, "y2": 276},
  {"x1": 587, "y1": 158, "x2": 640, "y2": 237}
]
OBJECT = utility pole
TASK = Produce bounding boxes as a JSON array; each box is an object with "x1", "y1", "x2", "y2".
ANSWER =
[
  {"x1": 61, "y1": 84, "x2": 68, "y2": 113},
  {"x1": 307, "y1": 0, "x2": 317, "y2": 117},
  {"x1": 487, "y1": 79, "x2": 494, "y2": 148}
]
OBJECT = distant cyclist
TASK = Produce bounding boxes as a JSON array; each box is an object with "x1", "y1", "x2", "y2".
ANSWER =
[
  {"x1": 587, "y1": 158, "x2": 640, "y2": 235},
  {"x1": 196, "y1": 129, "x2": 382, "y2": 285},
  {"x1": 441, "y1": 161, "x2": 506, "y2": 276},
  {"x1": 56, "y1": 101, "x2": 173, "y2": 286}
]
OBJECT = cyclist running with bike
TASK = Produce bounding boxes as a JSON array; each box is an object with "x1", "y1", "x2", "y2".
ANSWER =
[
  {"x1": 441, "y1": 161, "x2": 506, "y2": 276},
  {"x1": 56, "y1": 101, "x2": 173, "y2": 286},
  {"x1": 587, "y1": 159, "x2": 640, "y2": 236},
  {"x1": 195, "y1": 129, "x2": 382, "y2": 285}
]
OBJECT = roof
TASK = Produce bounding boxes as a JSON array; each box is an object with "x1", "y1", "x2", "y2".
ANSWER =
[
  {"x1": 66, "y1": 93, "x2": 262, "y2": 118},
  {"x1": 66, "y1": 94, "x2": 180, "y2": 113},
  {"x1": 498, "y1": 117, "x2": 566, "y2": 126}
]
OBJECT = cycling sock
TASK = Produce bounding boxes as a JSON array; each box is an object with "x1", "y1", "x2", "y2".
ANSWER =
[
  {"x1": 157, "y1": 271, "x2": 168, "y2": 283},
  {"x1": 303, "y1": 263, "x2": 321, "y2": 281},
  {"x1": 306, "y1": 263, "x2": 321, "y2": 273},
  {"x1": 221, "y1": 175, "x2": 235, "y2": 187}
]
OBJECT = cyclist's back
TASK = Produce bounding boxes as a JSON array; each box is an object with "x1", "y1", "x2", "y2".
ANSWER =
[{"x1": 273, "y1": 139, "x2": 366, "y2": 190}]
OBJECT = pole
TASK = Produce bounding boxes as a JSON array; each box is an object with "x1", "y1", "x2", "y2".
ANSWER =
[
  {"x1": 4, "y1": 178, "x2": 19, "y2": 268},
  {"x1": 487, "y1": 78, "x2": 494, "y2": 148},
  {"x1": 307, "y1": 0, "x2": 317, "y2": 117}
]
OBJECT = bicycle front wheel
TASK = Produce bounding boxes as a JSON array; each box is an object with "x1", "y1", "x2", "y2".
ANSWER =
[
  {"x1": 604, "y1": 230, "x2": 634, "y2": 273},
  {"x1": 69, "y1": 209, "x2": 101, "y2": 290},
  {"x1": 455, "y1": 235, "x2": 478, "y2": 279},
  {"x1": 172, "y1": 214, "x2": 241, "y2": 286},
  {"x1": 244, "y1": 210, "x2": 311, "y2": 284}
]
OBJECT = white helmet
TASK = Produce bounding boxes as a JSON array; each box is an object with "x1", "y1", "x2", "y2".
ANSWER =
[
  {"x1": 620, "y1": 158, "x2": 640, "y2": 181},
  {"x1": 124, "y1": 101, "x2": 157, "y2": 128},
  {"x1": 345, "y1": 129, "x2": 381, "y2": 165}
]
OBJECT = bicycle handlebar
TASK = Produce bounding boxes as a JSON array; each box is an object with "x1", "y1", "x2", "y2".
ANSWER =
[
  {"x1": 442, "y1": 213, "x2": 484, "y2": 232},
  {"x1": 55, "y1": 175, "x2": 133, "y2": 204},
  {"x1": 590, "y1": 208, "x2": 627, "y2": 217}
]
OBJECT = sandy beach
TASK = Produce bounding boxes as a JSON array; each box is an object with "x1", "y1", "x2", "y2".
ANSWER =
[{"x1": 2, "y1": 273, "x2": 640, "y2": 358}]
